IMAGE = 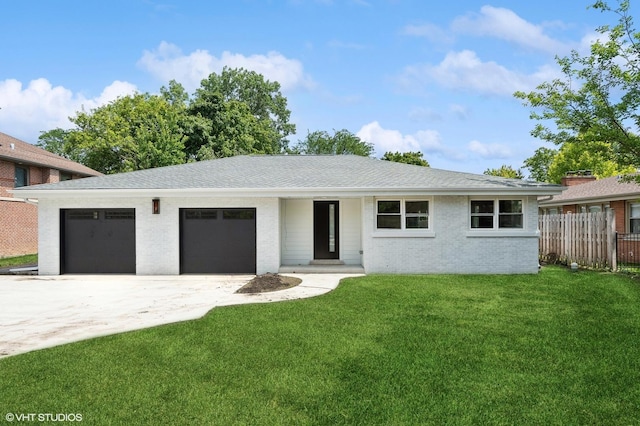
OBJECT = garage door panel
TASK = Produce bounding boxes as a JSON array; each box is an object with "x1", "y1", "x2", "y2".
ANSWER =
[
  {"x1": 180, "y1": 208, "x2": 256, "y2": 274},
  {"x1": 62, "y1": 209, "x2": 136, "y2": 274}
]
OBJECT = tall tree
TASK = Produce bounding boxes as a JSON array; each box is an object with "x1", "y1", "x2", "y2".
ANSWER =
[
  {"x1": 523, "y1": 140, "x2": 635, "y2": 183},
  {"x1": 514, "y1": 0, "x2": 640, "y2": 179},
  {"x1": 522, "y1": 147, "x2": 558, "y2": 182},
  {"x1": 546, "y1": 140, "x2": 636, "y2": 183},
  {"x1": 37, "y1": 128, "x2": 76, "y2": 161},
  {"x1": 484, "y1": 165, "x2": 524, "y2": 179},
  {"x1": 185, "y1": 88, "x2": 278, "y2": 160},
  {"x1": 381, "y1": 151, "x2": 429, "y2": 166},
  {"x1": 37, "y1": 68, "x2": 297, "y2": 171},
  {"x1": 189, "y1": 67, "x2": 295, "y2": 158},
  {"x1": 63, "y1": 93, "x2": 187, "y2": 174},
  {"x1": 291, "y1": 129, "x2": 374, "y2": 156}
]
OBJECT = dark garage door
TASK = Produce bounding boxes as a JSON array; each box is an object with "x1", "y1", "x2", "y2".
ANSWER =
[
  {"x1": 180, "y1": 208, "x2": 256, "y2": 274},
  {"x1": 61, "y1": 209, "x2": 136, "y2": 274}
]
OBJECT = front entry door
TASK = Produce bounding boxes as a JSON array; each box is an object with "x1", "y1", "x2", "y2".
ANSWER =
[{"x1": 314, "y1": 201, "x2": 339, "y2": 260}]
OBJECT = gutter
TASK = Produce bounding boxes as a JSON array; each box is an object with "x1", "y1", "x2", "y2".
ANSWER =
[
  {"x1": 12, "y1": 186, "x2": 564, "y2": 199},
  {"x1": 0, "y1": 196, "x2": 38, "y2": 204}
]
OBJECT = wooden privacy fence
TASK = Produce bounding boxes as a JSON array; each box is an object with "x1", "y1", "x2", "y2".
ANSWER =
[{"x1": 538, "y1": 210, "x2": 616, "y2": 270}]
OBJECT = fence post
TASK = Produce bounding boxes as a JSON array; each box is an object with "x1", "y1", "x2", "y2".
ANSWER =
[{"x1": 607, "y1": 208, "x2": 617, "y2": 271}]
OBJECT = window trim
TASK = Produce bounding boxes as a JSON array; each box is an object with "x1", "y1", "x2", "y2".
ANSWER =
[
  {"x1": 374, "y1": 198, "x2": 433, "y2": 237},
  {"x1": 469, "y1": 198, "x2": 525, "y2": 231},
  {"x1": 628, "y1": 202, "x2": 640, "y2": 234}
]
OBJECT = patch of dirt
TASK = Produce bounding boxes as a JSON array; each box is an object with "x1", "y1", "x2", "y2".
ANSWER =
[{"x1": 236, "y1": 273, "x2": 302, "y2": 294}]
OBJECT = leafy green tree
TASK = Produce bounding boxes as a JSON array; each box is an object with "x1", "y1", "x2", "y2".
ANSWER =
[
  {"x1": 291, "y1": 129, "x2": 374, "y2": 156},
  {"x1": 64, "y1": 93, "x2": 187, "y2": 174},
  {"x1": 483, "y1": 165, "x2": 524, "y2": 179},
  {"x1": 523, "y1": 140, "x2": 635, "y2": 183},
  {"x1": 522, "y1": 147, "x2": 558, "y2": 182},
  {"x1": 160, "y1": 79, "x2": 189, "y2": 107},
  {"x1": 37, "y1": 128, "x2": 77, "y2": 161},
  {"x1": 188, "y1": 67, "x2": 295, "y2": 158},
  {"x1": 381, "y1": 151, "x2": 430, "y2": 166},
  {"x1": 38, "y1": 68, "x2": 298, "y2": 171},
  {"x1": 547, "y1": 140, "x2": 636, "y2": 183},
  {"x1": 187, "y1": 94, "x2": 276, "y2": 160},
  {"x1": 514, "y1": 0, "x2": 640, "y2": 178}
]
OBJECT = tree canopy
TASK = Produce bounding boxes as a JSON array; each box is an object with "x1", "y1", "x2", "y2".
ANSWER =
[
  {"x1": 380, "y1": 151, "x2": 429, "y2": 166},
  {"x1": 188, "y1": 68, "x2": 294, "y2": 159},
  {"x1": 515, "y1": 0, "x2": 640, "y2": 180},
  {"x1": 39, "y1": 68, "x2": 296, "y2": 174},
  {"x1": 40, "y1": 93, "x2": 186, "y2": 174},
  {"x1": 483, "y1": 165, "x2": 524, "y2": 179},
  {"x1": 522, "y1": 141, "x2": 635, "y2": 183},
  {"x1": 291, "y1": 129, "x2": 374, "y2": 156}
]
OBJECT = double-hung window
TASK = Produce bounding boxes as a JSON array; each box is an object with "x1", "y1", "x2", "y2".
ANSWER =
[
  {"x1": 377, "y1": 200, "x2": 429, "y2": 230},
  {"x1": 630, "y1": 203, "x2": 640, "y2": 233},
  {"x1": 470, "y1": 199, "x2": 523, "y2": 229}
]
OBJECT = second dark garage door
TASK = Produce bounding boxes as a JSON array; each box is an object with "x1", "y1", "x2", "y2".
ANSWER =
[{"x1": 180, "y1": 208, "x2": 256, "y2": 274}]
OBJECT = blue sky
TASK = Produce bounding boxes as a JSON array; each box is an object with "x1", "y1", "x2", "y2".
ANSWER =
[{"x1": 0, "y1": 0, "x2": 632, "y2": 175}]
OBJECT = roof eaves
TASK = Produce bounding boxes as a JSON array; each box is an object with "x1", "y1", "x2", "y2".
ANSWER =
[{"x1": 12, "y1": 184, "x2": 564, "y2": 198}]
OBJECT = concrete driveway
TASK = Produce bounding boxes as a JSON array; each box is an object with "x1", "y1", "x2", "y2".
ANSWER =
[{"x1": 0, "y1": 273, "x2": 361, "y2": 358}]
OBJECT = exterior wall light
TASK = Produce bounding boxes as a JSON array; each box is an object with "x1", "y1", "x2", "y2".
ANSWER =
[{"x1": 152, "y1": 198, "x2": 160, "y2": 214}]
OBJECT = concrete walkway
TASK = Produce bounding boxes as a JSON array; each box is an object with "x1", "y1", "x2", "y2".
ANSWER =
[{"x1": 0, "y1": 274, "x2": 362, "y2": 358}]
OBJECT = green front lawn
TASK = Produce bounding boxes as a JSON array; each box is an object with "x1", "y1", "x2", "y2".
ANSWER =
[
  {"x1": 1, "y1": 267, "x2": 639, "y2": 425},
  {"x1": 0, "y1": 254, "x2": 37, "y2": 268}
]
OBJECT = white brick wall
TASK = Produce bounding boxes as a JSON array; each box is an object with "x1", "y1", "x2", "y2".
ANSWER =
[
  {"x1": 362, "y1": 195, "x2": 540, "y2": 274},
  {"x1": 280, "y1": 198, "x2": 362, "y2": 266},
  {"x1": 38, "y1": 193, "x2": 540, "y2": 275},
  {"x1": 38, "y1": 196, "x2": 280, "y2": 275}
]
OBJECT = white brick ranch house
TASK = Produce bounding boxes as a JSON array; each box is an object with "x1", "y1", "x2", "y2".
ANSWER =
[{"x1": 13, "y1": 155, "x2": 562, "y2": 275}]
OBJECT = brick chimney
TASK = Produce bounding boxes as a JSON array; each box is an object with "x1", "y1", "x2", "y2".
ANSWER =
[{"x1": 561, "y1": 170, "x2": 597, "y2": 186}]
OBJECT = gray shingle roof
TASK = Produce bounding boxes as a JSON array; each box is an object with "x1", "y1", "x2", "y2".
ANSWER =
[
  {"x1": 14, "y1": 155, "x2": 560, "y2": 194},
  {"x1": 0, "y1": 132, "x2": 101, "y2": 177},
  {"x1": 539, "y1": 174, "x2": 640, "y2": 205}
]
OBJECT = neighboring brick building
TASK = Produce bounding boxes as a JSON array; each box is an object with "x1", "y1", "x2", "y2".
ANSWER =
[
  {"x1": 538, "y1": 171, "x2": 640, "y2": 235},
  {"x1": 0, "y1": 132, "x2": 100, "y2": 258}
]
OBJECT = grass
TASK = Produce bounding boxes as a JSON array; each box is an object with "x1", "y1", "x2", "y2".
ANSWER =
[
  {"x1": 0, "y1": 254, "x2": 37, "y2": 268},
  {"x1": 1, "y1": 267, "x2": 639, "y2": 425}
]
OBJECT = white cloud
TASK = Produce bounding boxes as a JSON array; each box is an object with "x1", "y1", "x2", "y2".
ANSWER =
[
  {"x1": 356, "y1": 121, "x2": 462, "y2": 160},
  {"x1": 467, "y1": 140, "x2": 513, "y2": 159},
  {"x1": 451, "y1": 5, "x2": 569, "y2": 55},
  {"x1": 137, "y1": 41, "x2": 315, "y2": 92},
  {"x1": 401, "y1": 23, "x2": 454, "y2": 45},
  {"x1": 399, "y1": 50, "x2": 560, "y2": 96},
  {"x1": 0, "y1": 78, "x2": 137, "y2": 142}
]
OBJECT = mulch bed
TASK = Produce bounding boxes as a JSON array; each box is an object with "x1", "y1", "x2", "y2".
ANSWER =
[{"x1": 235, "y1": 273, "x2": 302, "y2": 294}]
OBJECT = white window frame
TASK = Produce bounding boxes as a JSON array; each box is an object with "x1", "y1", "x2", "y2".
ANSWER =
[
  {"x1": 375, "y1": 198, "x2": 432, "y2": 234},
  {"x1": 629, "y1": 202, "x2": 640, "y2": 234},
  {"x1": 469, "y1": 198, "x2": 525, "y2": 230}
]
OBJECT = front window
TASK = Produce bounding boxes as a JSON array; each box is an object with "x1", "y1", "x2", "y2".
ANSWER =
[
  {"x1": 377, "y1": 199, "x2": 429, "y2": 230},
  {"x1": 14, "y1": 166, "x2": 28, "y2": 188},
  {"x1": 405, "y1": 201, "x2": 429, "y2": 229},
  {"x1": 471, "y1": 199, "x2": 523, "y2": 229},
  {"x1": 470, "y1": 200, "x2": 494, "y2": 228},
  {"x1": 499, "y1": 200, "x2": 523, "y2": 228},
  {"x1": 630, "y1": 203, "x2": 640, "y2": 233},
  {"x1": 377, "y1": 201, "x2": 401, "y2": 229}
]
